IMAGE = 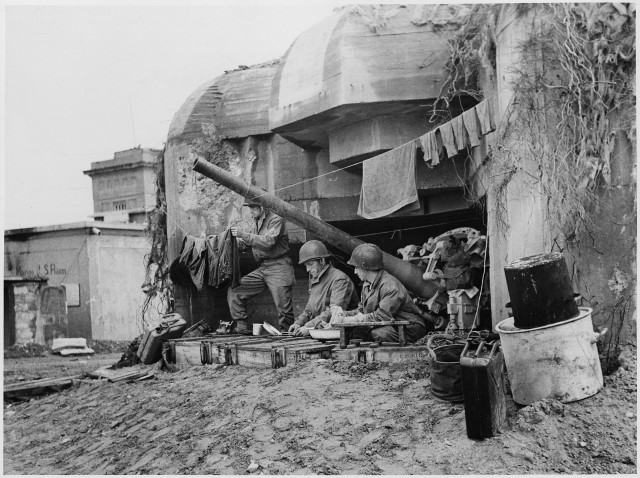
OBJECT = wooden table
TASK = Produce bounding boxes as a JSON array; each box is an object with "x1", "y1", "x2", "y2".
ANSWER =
[{"x1": 333, "y1": 321, "x2": 411, "y2": 349}]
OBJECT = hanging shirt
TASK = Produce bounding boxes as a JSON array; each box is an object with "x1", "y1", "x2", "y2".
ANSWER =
[{"x1": 206, "y1": 228, "x2": 241, "y2": 288}]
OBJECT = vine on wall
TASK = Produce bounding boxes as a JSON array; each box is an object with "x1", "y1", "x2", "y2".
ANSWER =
[
  {"x1": 139, "y1": 147, "x2": 173, "y2": 330},
  {"x1": 436, "y1": 3, "x2": 636, "y2": 365},
  {"x1": 436, "y1": 3, "x2": 636, "y2": 239}
]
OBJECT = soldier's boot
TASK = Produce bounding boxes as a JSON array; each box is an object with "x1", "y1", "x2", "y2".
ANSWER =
[{"x1": 232, "y1": 319, "x2": 252, "y2": 335}]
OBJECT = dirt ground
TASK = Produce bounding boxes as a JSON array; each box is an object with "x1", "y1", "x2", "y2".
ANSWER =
[{"x1": 2, "y1": 343, "x2": 637, "y2": 475}]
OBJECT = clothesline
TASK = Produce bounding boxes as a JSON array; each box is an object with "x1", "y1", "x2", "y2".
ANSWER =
[{"x1": 260, "y1": 93, "x2": 502, "y2": 199}]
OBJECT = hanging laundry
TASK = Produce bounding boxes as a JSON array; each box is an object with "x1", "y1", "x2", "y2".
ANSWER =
[
  {"x1": 431, "y1": 129, "x2": 443, "y2": 167},
  {"x1": 452, "y1": 115, "x2": 468, "y2": 151},
  {"x1": 357, "y1": 140, "x2": 420, "y2": 219},
  {"x1": 207, "y1": 228, "x2": 241, "y2": 288},
  {"x1": 419, "y1": 130, "x2": 441, "y2": 168},
  {"x1": 419, "y1": 130, "x2": 433, "y2": 164},
  {"x1": 438, "y1": 122, "x2": 457, "y2": 158},
  {"x1": 178, "y1": 235, "x2": 208, "y2": 290},
  {"x1": 475, "y1": 99, "x2": 496, "y2": 135},
  {"x1": 462, "y1": 108, "x2": 482, "y2": 148}
]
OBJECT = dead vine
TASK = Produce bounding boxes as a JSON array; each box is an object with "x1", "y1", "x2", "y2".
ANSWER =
[
  {"x1": 436, "y1": 3, "x2": 636, "y2": 241},
  {"x1": 139, "y1": 147, "x2": 173, "y2": 330}
]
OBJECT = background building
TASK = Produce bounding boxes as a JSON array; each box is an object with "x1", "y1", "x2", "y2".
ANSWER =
[
  {"x1": 83, "y1": 147, "x2": 161, "y2": 224},
  {"x1": 4, "y1": 147, "x2": 162, "y2": 346}
]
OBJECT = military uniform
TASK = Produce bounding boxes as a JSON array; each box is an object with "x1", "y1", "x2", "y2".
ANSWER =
[
  {"x1": 227, "y1": 210, "x2": 295, "y2": 329},
  {"x1": 293, "y1": 264, "x2": 359, "y2": 328},
  {"x1": 345, "y1": 270, "x2": 427, "y2": 343}
]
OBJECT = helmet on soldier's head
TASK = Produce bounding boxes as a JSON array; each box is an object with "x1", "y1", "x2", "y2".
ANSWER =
[
  {"x1": 243, "y1": 198, "x2": 261, "y2": 207},
  {"x1": 298, "y1": 240, "x2": 331, "y2": 264},
  {"x1": 347, "y1": 243, "x2": 384, "y2": 271}
]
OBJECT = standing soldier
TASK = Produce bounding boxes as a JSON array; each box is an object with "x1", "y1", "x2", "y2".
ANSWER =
[
  {"x1": 331, "y1": 243, "x2": 428, "y2": 343},
  {"x1": 228, "y1": 200, "x2": 295, "y2": 333},
  {"x1": 288, "y1": 240, "x2": 359, "y2": 336}
]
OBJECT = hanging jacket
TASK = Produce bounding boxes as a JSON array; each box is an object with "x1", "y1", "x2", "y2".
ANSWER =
[
  {"x1": 177, "y1": 229, "x2": 240, "y2": 290},
  {"x1": 178, "y1": 235, "x2": 208, "y2": 290},
  {"x1": 207, "y1": 228, "x2": 241, "y2": 288}
]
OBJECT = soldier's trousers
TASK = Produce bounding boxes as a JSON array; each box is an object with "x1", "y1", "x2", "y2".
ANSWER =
[
  {"x1": 227, "y1": 257, "x2": 295, "y2": 329},
  {"x1": 351, "y1": 320, "x2": 427, "y2": 344}
]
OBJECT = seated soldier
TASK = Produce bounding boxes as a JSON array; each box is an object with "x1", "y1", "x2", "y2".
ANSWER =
[
  {"x1": 289, "y1": 240, "x2": 359, "y2": 336},
  {"x1": 331, "y1": 243, "x2": 427, "y2": 343}
]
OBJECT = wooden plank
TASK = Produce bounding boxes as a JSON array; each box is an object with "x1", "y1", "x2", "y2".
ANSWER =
[
  {"x1": 172, "y1": 341, "x2": 204, "y2": 369},
  {"x1": 333, "y1": 345, "x2": 431, "y2": 363},
  {"x1": 51, "y1": 338, "x2": 87, "y2": 351},
  {"x1": 109, "y1": 370, "x2": 149, "y2": 383},
  {"x1": 233, "y1": 339, "x2": 336, "y2": 369},
  {"x1": 87, "y1": 365, "x2": 146, "y2": 381},
  {"x1": 58, "y1": 347, "x2": 95, "y2": 356},
  {"x1": 4, "y1": 375, "x2": 80, "y2": 399}
]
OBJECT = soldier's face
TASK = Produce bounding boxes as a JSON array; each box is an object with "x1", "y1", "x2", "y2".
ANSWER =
[
  {"x1": 249, "y1": 206, "x2": 262, "y2": 219},
  {"x1": 354, "y1": 266, "x2": 366, "y2": 281},
  {"x1": 305, "y1": 259, "x2": 323, "y2": 278}
]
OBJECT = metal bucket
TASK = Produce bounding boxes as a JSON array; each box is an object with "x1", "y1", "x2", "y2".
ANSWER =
[
  {"x1": 427, "y1": 335, "x2": 467, "y2": 402},
  {"x1": 495, "y1": 307, "x2": 605, "y2": 405}
]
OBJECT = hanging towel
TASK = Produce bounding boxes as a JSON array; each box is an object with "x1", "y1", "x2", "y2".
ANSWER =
[
  {"x1": 438, "y1": 123, "x2": 457, "y2": 158},
  {"x1": 475, "y1": 99, "x2": 496, "y2": 135},
  {"x1": 431, "y1": 130, "x2": 443, "y2": 167},
  {"x1": 462, "y1": 108, "x2": 482, "y2": 147},
  {"x1": 452, "y1": 115, "x2": 468, "y2": 151},
  {"x1": 357, "y1": 140, "x2": 420, "y2": 219},
  {"x1": 419, "y1": 130, "x2": 440, "y2": 168},
  {"x1": 419, "y1": 131, "x2": 432, "y2": 164}
]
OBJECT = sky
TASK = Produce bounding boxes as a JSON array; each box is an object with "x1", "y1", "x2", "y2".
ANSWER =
[{"x1": 3, "y1": 1, "x2": 346, "y2": 230}]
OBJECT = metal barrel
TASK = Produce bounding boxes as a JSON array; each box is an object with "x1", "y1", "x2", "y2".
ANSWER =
[{"x1": 193, "y1": 158, "x2": 440, "y2": 299}]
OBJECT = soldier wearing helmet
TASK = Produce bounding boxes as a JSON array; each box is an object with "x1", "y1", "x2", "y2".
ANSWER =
[
  {"x1": 228, "y1": 198, "x2": 295, "y2": 333},
  {"x1": 288, "y1": 240, "x2": 359, "y2": 336},
  {"x1": 331, "y1": 243, "x2": 428, "y2": 343}
]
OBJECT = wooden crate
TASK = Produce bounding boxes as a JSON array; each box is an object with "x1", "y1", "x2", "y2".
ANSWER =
[
  {"x1": 219, "y1": 337, "x2": 336, "y2": 368},
  {"x1": 333, "y1": 345, "x2": 431, "y2": 364},
  {"x1": 168, "y1": 335, "x2": 274, "y2": 369}
]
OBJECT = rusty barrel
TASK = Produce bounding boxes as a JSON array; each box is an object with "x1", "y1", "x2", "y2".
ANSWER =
[{"x1": 504, "y1": 252, "x2": 578, "y2": 329}]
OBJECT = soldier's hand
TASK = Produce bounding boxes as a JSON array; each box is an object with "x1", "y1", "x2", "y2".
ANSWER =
[
  {"x1": 230, "y1": 226, "x2": 239, "y2": 237},
  {"x1": 295, "y1": 327, "x2": 310, "y2": 337},
  {"x1": 330, "y1": 314, "x2": 346, "y2": 325},
  {"x1": 288, "y1": 324, "x2": 300, "y2": 334},
  {"x1": 352, "y1": 312, "x2": 367, "y2": 323}
]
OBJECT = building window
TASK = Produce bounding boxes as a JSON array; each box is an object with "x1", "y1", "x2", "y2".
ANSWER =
[{"x1": 113, "y1": 200, "x2": 127, "y2": 211}]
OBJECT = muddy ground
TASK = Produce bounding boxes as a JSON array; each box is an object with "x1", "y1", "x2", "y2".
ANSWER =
[{"x1": 3, "y1": 344, "x2": 637, "y2": 475}]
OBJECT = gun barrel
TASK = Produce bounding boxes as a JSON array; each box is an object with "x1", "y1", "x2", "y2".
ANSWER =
[{"x1": 193, "y1": 158, "x2": 440, "y2": 299}]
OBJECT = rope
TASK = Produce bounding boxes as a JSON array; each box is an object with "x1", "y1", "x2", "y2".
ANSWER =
[{"x1": 466, "y1": 233, "x2": 490, "y2": 340}]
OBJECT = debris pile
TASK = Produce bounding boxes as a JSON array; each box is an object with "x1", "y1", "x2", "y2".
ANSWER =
[{"x1": 4, "y1": 343, "x2": 48, "y2": 359}]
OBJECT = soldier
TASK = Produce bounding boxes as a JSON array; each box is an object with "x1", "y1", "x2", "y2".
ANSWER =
[
  {"x1": 331, "y1": 243, "x2": 427, "y2": 343},
  {"x1": 228, "y1": 200, "x2": 295, "y2": 333},
  {"x1": 288, "y1": 240, "x2": 359, "y2": 336}
]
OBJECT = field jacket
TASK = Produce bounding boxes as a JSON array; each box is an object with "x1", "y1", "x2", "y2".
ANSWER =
[
  {"x1": 294, "y1": 265, "x2": 359, "y2": 327},
  {"x1": 237, "y1": 210, "x2": 290, "y2": 263},
  {"x1": 345, "y1": 270, "x2": 424, "y2": 327}
]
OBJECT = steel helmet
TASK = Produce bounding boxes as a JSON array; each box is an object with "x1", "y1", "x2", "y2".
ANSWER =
[
  {"x1": 348, "y1": 243, "x2": 384, "y2": 270},
  {"x1": 298, "y1": 240, "x2": 331, "y2": 264},
  {"x1": 243, "y1": 198, "x2": 262, "y2": 207}
]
